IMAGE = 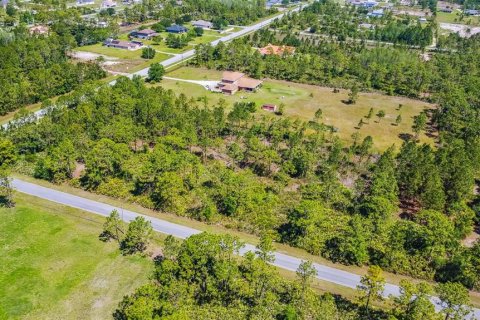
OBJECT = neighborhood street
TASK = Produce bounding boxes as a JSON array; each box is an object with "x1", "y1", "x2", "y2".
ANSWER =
[{"x1": 11, "y1": 178, "x2": 480, "y2": 318}]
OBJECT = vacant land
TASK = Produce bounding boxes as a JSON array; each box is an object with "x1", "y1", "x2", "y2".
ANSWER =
[
  {"x1": 0, "y1": 193, "x2": 153, "y2": 320},
  {"x1": 73, "y1": 45, "x2": 170, "y2": 73},
  {"x1": 436, "y1": 11, "x2": 480, "y2": 26},
  {"x1": 161, "y1": 67, "x2": 434, "y2": 151}
]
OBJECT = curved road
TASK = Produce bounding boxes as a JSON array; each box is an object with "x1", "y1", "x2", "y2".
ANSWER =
[{"x1": 11, "y1": 178, "x2": 480, "y2": 318}]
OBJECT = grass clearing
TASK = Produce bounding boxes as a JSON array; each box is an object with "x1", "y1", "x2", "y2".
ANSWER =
[
  {"x1": 162, "y1": 67, "x2": 434, "y2": 151},
  {"x1": 0, "y1": 193, "x2": 153, "y2": 320},
  {"x1": 436, "y1": 11, "x2": 480, "y2": 25}
]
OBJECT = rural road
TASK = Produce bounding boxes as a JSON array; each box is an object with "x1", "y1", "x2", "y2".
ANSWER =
[{"x1": 11, "y1": 178, "x2": 480, "y2": 318}]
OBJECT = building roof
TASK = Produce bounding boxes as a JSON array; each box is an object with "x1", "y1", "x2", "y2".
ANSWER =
[
  {"x1": 222, "y1": 71, "x2": 245, "y2": 82},
  {"x1": 105, "y1": 39, "x2": 142, "y2": 48},
  {"x1": 136, "y1": 29, "x2": 157, "y2": 35},
  {"x1": 166, "y1": 25, "x2": 188, "y2": 32},
  {"x1": 259, "y1": 43, "x2": 296, "y2": 55},
  {"x1": 221, "y1": 83, "x2": 238, "y2": 92},
  {"x1": 238, "y1": 77, "x2": 263, "y2": 89},
  {"x1": 191, "y1": 20, "x2": 213, "y2": 28}
]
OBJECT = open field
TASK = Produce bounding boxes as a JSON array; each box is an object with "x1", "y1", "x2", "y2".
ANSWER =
[
  {"x1": 161, "y1": 67, "x2": 434, "y2": 151},
  {"x1": 73, "y1": 45, "x2": 170, "y2": 73},
  {"x1": 436, "y1": 11, "x2": 480, "y2": 25},
  {"x1": 0, "y1": 193, "x2": 153, "y2": 320}
]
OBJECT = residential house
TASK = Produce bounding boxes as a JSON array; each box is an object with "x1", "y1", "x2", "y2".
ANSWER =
[
  {"x1": 166, "y1": 25, "x2": 188, "y2": 33},
  {"x1": 104, "y1": 39, "x2": 143, "y2": 50},
  {"x1": 130, "y1": 29, "x2": 159, "y2": 39},
  {"x1": 191, "y1": 20, "x2": 214, "y2": 29},
  {"x1": 465, "y1": 9, "x2": 479, "y2": 16},
  {"x1": 217, "y1": 71, "x2": 263, "y2": 95},
  {"x1": 367, "y1": 9, "x2": 384, "y2": 18},
  {"x1": 76, "y1": 0, "x2": 95, "y2": 6},
  {"x1": 363, "y1": 1, "x2": 378, "y2": 8},
  {"x1": 258, "y1": 43, "x2": 296, "y2": 56},
  {"x1": 101, "y1": 0, "x2": 117, "y2": 8}
]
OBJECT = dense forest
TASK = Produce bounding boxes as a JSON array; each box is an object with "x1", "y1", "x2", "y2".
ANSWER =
[
  {"x1": 112, "y1": 232, "x2": 472, "y2": 319},
  {"x1": 0, "y1": 30, "x2": 106, "y2": 115}
]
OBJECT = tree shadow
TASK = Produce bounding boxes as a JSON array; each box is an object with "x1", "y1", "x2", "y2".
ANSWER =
[{"x1": 398, "y1": 133, "x2": 414, "y2": 142}]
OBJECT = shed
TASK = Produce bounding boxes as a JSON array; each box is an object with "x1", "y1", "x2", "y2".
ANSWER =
[{"x1": 262, "y1": 104, "x2": 277, "y2": 112}]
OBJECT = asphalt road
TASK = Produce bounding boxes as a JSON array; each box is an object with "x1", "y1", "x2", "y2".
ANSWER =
[{"x1": 11, "y1": 178, "x2": 480, "y2": 318}]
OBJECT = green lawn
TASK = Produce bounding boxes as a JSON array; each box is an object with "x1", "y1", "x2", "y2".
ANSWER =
[
  {"x1": 74, "y1": 43, "x2": 167, "y2": 61},
  {"x1": 0, "y1": 193, "x2": 153, "y2": 320},
  {"x1": 436, "y1": 11, "x2": 480, "y2": 25},
  {"x1": 161, "y1": 67, "x2": 434, "y2": 151}
]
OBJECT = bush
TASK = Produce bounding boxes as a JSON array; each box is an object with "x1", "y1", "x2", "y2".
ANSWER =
[{"x1": 141, "y1": 47, "x2": 156, "y2": 59}]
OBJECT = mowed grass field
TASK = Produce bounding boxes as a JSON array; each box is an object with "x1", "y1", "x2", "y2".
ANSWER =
[
  {"x1": 161, "y1": 67, "x2": 434, "y2": 151},
  {"x1": 436, "y1": 11, "x2": 480, "y2": 25},
  {"x1": 0, "y1": 193, "x2": 153, "y2": 320}
]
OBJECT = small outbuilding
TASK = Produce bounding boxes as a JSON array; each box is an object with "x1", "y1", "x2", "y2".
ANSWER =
[{"x1": 262, "y1": 104, "x2": 277, "y2": 112}]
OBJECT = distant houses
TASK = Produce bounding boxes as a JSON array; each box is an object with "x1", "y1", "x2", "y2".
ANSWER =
[
  {"x1": 258, "y1": 43, "x2": 296, "y2": 56},
  {"x1": 218, "y1": 71, "x2": 263, "y2": 95},
  {"x1": 166, "y1": 25, "x2": 188, "y2": 33},
  {"x1": 191, "y1": 20, "x2": 213, "y2": 29},
  {"x1": 347, "y1": 0, "x2": 378, "y2": 7},
  {"x1": 367, "y1": 9, "x2": 384, "y2": 18},
  {"x1": 76, "y1": 0, "x2": 95, "y2": 6},
  {"x1": 101, "y1": 0, "x2": 117, "y2": 8},
  {"x1": 130, "y1": 29, "x2": 159, "y2": 39},
  {"x1": 103, "y1": 39, "x2": 143, "y2": 50}
]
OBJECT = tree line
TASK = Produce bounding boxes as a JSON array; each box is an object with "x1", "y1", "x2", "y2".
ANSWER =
[{"x1": 0, "y1": 28, "x2": 106, "y2": 115}]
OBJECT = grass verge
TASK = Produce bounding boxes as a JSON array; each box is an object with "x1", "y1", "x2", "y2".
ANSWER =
[{"x1": 0, "y1": 193, "x2": 153, "y2": 320}]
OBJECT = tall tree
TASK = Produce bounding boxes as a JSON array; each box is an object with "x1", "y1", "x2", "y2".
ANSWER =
[
  {"x1": 436, "y1": 282, "x2": 472, "y2": 320},
  {"x1": 121, "y1": 216, "x2": 153, "y2": 254},
  {"x1": 357, "y1": 265, "x2": 385, "y2": 319},
  {"x1": 100, "y1": 209, "x2": 125, "y2": 243}
]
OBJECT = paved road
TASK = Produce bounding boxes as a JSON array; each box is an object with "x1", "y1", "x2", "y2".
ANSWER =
[{"x1": 11, "y1": 178, "x2": 480, "y2": 318}]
